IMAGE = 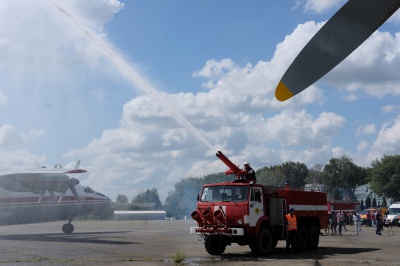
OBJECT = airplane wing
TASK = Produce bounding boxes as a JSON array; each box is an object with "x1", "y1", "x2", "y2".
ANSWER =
[
  {"x1": 0, "y1": 166, "x2": 85, "y2": 203},
  {"x1": 275, "y1": 0, "x2": 400, "y2": 101},
  {"x1": 0, "y1": 173, "x2": 77, "y2": 193}
]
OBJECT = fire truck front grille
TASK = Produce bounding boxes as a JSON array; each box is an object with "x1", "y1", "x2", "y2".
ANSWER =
[{"x1": 227, "y1": 218, "x2": 237, "y2": 226}]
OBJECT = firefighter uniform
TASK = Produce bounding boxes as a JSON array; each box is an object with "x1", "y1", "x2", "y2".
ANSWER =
[{"x1": 285, "y1": 208, "x2": 299, "y2": 253}]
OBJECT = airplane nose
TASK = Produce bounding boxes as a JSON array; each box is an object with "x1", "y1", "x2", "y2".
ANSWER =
[{"x1": 96, "y1": 192, "x2": 110, "y2": 201}]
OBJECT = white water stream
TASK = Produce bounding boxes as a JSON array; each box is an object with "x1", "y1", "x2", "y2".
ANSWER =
[{"x1": 51, "y1": 1, "x2": 216, "y2": 152}]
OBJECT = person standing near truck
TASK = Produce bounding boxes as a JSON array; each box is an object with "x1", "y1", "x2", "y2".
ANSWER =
[
  {"x1": 337, "y1": 210, "x2": 345, "y2": 236},
  {"x1": 353, "y1": 212, "x2": 362, "y2": 235},
  {"x1": 376, "y1": 209, "x2": 383, "y2": 235},
  {"x1": 366, "y1": 211, "x2": 372, "y2": 227},
  {"x1": 285, "y1": 208, "x2": 299, "y2": 253}
]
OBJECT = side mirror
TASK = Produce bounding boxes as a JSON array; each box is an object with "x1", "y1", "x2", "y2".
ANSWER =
[{"x1": 197, "y1": 193, "x2": 200, "y2": 202}]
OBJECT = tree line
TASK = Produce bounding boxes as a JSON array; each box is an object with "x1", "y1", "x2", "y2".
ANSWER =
[{"x1": 115, "y1": 154, "x2": 400, "y2": 219}]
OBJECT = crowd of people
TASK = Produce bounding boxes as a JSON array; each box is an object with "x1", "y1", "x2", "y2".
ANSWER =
[
  {"x1": 326, "y1": 209, "x2": 386, "y2": 236},
  {"x1": 285, "y1": 207, "x2": 386, "y2": 255}
]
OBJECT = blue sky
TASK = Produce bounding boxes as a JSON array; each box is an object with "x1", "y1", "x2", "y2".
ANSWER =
[{"x1": 1, "y1": 0, "x2": 400, "y2": 202}]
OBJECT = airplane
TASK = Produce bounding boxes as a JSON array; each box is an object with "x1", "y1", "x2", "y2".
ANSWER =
[
  {"x1": 0, "y1": 160, "x2": 110, "y2": 234},
  {"x1": 275, "y1": 0, "x2": 400, "y2": 101}
]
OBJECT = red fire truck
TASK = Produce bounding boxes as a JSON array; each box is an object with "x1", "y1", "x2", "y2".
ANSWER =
[
  {"x1": 190, "y1": 151, "x2": 329, "y2": 255},
  {"x1": 327, "y1": 200, "x2": 361, "y2": 214},
  {"x1": 327, "y1": 200, "x2": 361, "y2": 225}
]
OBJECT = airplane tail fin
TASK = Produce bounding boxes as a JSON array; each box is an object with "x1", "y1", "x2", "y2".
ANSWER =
[{"x1": 54, "y1": 163, "x2": 63, "y2": 169}]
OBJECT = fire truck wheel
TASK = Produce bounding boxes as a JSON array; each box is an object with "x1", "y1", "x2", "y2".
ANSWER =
[
  {"x1": 204, "y1": 235, "x2": 226, "y2": 255},
  {"x1": 308, "y1": 224, "x2": 319, "y2": 249},
  {"x1": 297, "y1": 225, "x2": 308, "y2": 251},
  {"x1": 250, "y1": 228, "x2": 272, "y2": 256}
]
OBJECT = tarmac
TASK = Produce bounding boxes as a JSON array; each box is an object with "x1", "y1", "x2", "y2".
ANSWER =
[{"x1": 0, "y1": 220, "x2": 398, "y2": 265}]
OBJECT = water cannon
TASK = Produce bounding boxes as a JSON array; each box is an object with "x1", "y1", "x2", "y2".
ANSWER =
[{"x1": 216, "y1": 151, "x2": 245, "y2": 180}]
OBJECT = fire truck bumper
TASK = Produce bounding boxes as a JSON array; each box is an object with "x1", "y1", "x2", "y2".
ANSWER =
[{"x1": 190, "y1": 227, "x2": 244, "y2": 236}]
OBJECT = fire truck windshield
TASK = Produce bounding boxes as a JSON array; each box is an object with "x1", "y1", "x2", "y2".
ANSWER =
[{"x1": 200, "y1": 185, "x2": 249, "y2": 202}]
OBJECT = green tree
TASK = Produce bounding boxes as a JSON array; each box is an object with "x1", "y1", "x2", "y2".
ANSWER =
[
  {"x1": 274, "y1": 161, "x2": 308, "y2": 188},
  {"x1": 203, "y1": 173, "x2": 226, "y2": 183},
  {"x1": 306, "y1": 164, "x2": 323, "y2": 184},
  {"x1": 333, "y1": 189, "x2": 341, "y2": 200},
  {"x1": 114, "y1": 194, "x2": 130, "y2": 210},
  {"x1": 322, "y1": 158, "x2": 340, "y2": 197},
  {"x1": 372, "y1": 197, "x2": 377, "y2": 207},
  {"x1": 132, "y1": 188, "x2": 163, "y2": 209},
  {"x1": 322, "y1": 156, "x2": 367, "y2": 200},
  {"x1": 368, "y1": 154, "x2": 400, "y2": 202},
  {"x1": 256, "y1": 166, "x2": 281, "y2": 186},
  {"x1": 116, "y1": 194, "x2": 129, "y2": 203}
]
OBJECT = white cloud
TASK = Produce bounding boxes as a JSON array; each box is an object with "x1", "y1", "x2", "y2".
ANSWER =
[
  {"x1": 0, "y1": 149, "x2": 47, "y2": 171},
  {"x1": 382, "y1": 105, "x2": 400, "y2": 113},
  {"x1": 0, "y1": 125, "x2": 44, "y2": 148},
  {"x1": 304, "y1": 0, "x2": 345, "y2": 14},
  {"x1": 371, "y1": 116, "x2": 400, "y2": 153},
  {"x1": 357, "y1": 140, "x2": 369, "y2": 152},
  {"x1": 356, "y1": 124, "x2": 376, "y2": 136},
  {"x1": 0, "y1": 91, "x2": 7, "y2": 105}
]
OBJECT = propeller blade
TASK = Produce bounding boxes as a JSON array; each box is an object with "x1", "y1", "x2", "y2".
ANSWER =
[
  {"x1": 69, "y1": 185, "x2": 80, "y2": 202},
  {"x1": 69, "y1": 177, "x2": 80, "y2": 202},
  {"x1": 74, "y1": 160, "x2": 81, "y2": 169},
  {"x1": 57, "y1": 178, "x2": 80, "y2": 203},
  {"x1": 275, "y1": 0, "x2": 400, "y2": 101},
  {"x1": 58, "y1": 192, "x2": 65, "y2": 203}
]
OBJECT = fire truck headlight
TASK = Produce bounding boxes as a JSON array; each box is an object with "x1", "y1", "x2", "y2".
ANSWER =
[{"x1": 238, "y1": 219, "x2": 243, "y2": 225}]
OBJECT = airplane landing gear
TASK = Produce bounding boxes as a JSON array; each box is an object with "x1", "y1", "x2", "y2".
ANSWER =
[{"x1": 62, "y1": 220, "x2": 74, "y2": 234}]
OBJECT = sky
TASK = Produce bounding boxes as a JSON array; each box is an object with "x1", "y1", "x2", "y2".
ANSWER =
[{"x1": 1, "y1": 0, "x2": 400, "y2": 202}]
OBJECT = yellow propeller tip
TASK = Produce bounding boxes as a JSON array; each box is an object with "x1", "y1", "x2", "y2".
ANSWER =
[{"x1": 275, "y1": 81, "x2": 294, "y2": 101}]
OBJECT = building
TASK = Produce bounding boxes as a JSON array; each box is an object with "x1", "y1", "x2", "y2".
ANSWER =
[
  {"x1": 304, "y1": 183, "x2": 326, "y2": 192},
  {"x1": 113, "y1": 202, "x2": 166, "y2": 220},
  {"x1": 354, "y1": 184, "x2": 392, "y2": 208},
  {"x1": 114, "y1": 210, "x2": 167, "y2": 220}
]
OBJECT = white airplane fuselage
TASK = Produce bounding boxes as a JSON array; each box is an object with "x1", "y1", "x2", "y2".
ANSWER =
[{"x1": 0, "y1": 183, "x2": 110, "y2": 231}]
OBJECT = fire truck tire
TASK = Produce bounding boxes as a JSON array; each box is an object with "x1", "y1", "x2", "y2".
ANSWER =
[
  {"x1": 249, "y1": 228, "x2": 272, "y2": 256},
  {"x1": 297, "y1": 225, "x2": 308, "y2": 251},
  {"x1": 308, "y1": 224, "x2": 319, "y2": 249},
  {"x1": 204, "y1": 235, "x2": 226, "y2": 255}
]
